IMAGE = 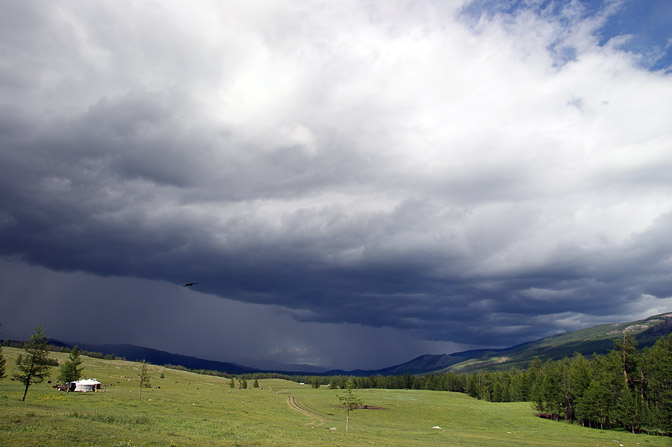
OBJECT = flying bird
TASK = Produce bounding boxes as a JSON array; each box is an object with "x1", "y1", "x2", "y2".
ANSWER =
[{"x1": 182, "y1": 282, "x2": 198, "y2": 287}]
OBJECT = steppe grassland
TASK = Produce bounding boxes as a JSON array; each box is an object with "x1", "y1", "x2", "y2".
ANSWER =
[{"x1": 0, "y1": 347, "x2": 668, "y2": 447}]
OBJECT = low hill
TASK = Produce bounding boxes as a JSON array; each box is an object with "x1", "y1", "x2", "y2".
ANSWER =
[
  {"x1": 48, "y1": 341, "x2": 258, "y2": 375},
  {"x1": 46, "y1": 341, "x2": 327, "y2": 375},
  {"x1": 323, "y1": 349, "x2": 505, "y2": 377}
]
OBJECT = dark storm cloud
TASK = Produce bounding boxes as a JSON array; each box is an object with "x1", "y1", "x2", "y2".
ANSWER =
[
  {"x1": 1, "y1": 0, "x2": 672, "y2": 366},
  {"x1": 0, "y1": 259, "x2": 464, "y2": 369}
]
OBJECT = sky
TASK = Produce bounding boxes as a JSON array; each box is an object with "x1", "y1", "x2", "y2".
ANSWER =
[{"x1": 1, "y1": 0, "x2": 671, "y2": 370}]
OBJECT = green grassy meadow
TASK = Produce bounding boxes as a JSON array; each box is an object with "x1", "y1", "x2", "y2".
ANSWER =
[{"x1": 0, "y1": 348, "x2": 669, "y2": 447}]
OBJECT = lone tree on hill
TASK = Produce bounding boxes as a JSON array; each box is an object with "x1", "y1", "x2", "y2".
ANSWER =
[
  {"x1": 0, "y1": 325, "x2": 6, "y2": 380},
  {"x1": 338, "y1": 378, "x2": 362, "y2": 432},
  {"x1": 138, "y1": 360, "x2": 151, "y2": 399},
  {"x1": 0, "y1": 344, "x2": 5, "y2": 380},
  {"x1": 14, "y1": 323, "x2": 53, "y2": 401},
  {"x1": 57, "y1": 345, "x2": 84, "y2": 384}
]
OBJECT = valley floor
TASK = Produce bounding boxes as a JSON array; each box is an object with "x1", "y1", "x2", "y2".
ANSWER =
[{"x1": 0, "y1": 348, "x2": 669, "y2": 447}]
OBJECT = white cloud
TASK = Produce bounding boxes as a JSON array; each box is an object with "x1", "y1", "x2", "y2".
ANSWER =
[{"x1": 1, "y1": 0, "x2": 672, "y2": 361}]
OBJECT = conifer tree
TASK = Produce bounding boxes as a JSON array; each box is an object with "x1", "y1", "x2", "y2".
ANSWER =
[
  {"x1": 508, "y1": 368, "x2": 525, "y2": 401},
  {"x1": 478, "y1": 370, "x2": 493, "y2": 401},
  {"x1": 466, "y1": 372, "x2": 479, "y2": 398},
  {"x1": 138, "y1": 360, "x2": 151, "y2": 399},
  {"x1": 614, "y1": 381, "x2": 637, "y2": 433},
  {"x1": 14, "y1": 323, "x2": 53, "y2": 401},
  {"x1": 57, "y1": 345, "x2": 84, "y2": 384},
  {"x1": 538, "y1": 359, "x2": 563, "y2": 419},
  {"x1": 338, "y1": 378, "x2": 362, "y2": 432},
  {"x1": 0, "y1": 344, "x2": 5, "y2": 380},
  {"x1": 0, "y1": 325, "x2": 6, "y2": 380},
  {"x1": 576, "y1": 380, "x2": 605, "y2": 429},
  {"x1": 641, "y1": 334, "x2": 672, "y2": 433},
  {"x1": 556, "y1": 358, "x2": 573, "y2": 421},
  {"x1": 492, "y1": 381, "x2": 504, "y2": 402},
  {"x1": 614, "y1": 333, "x2": 639, "y2": 387},
  {"x1": 527, "y1": 356, "x2": 544, "y2": 406},
  {"x1": 568, "y1": 354, "x2": 591, "y2": 424}
]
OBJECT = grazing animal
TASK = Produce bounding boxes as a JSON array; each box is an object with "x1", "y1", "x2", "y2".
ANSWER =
[{"x1": 182, "y1": 282, "x2": 198, "y2": 287}]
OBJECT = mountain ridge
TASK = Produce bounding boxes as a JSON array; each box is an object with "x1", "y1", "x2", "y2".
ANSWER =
[
  {"x1": 45, "y1": 312, "x2": 672, "y2": 376},
  {"x1": 437, "y1": 312, "x2": 672, "y2": 373},
  {"x1": 46, "y1": 341, "x2": 259, "y2": 375},
  {"x1": 324, "y1": 312, "x2": 672, "y2": 376}
]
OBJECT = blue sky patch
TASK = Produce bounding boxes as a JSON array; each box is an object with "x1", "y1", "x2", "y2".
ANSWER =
[{"x1": 461, "y1": 0, "x2": 672, "y2": 71}]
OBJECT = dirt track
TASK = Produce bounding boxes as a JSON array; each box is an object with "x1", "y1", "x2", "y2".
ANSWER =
[{"x1": 287, "y1": 395, "x2": 324, "y2": 427}]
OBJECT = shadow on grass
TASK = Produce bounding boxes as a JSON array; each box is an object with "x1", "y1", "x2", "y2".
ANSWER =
[{"x1": 68, "y1": 411, "x2": 152, "y2": 426}]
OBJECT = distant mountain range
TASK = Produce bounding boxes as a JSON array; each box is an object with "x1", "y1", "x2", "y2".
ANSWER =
[
  {"x1": 49, "y1": 312, "x2": 672, "y2": 376},
  {"x1": 47, "y1": 341, "x2": 260, "y2": 375},
  {"x1": 46, "y1": 341, "x2": 329, "y2": 375},
  {"x1": 362, "y1": 312, "x2": 672, "y2": 376}
]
